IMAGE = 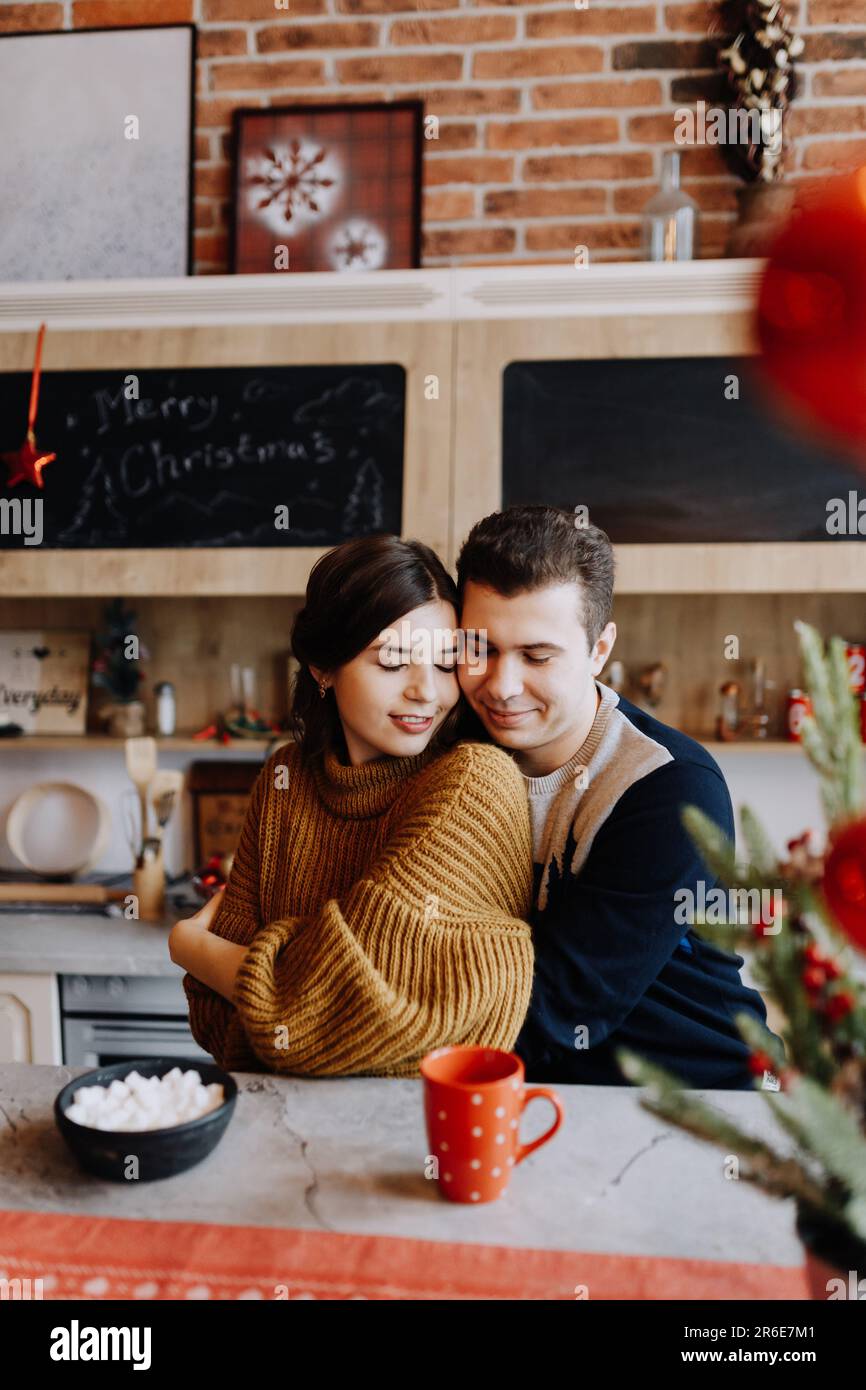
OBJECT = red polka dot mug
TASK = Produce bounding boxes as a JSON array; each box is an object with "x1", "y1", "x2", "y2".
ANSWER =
[{"x1": 420, "y1": 1045, "x2": 564, "y2": 1204}]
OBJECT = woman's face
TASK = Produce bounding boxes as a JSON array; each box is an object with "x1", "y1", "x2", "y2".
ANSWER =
[{"x1": 324, "y1": 599, "x2": 460, "y2": 765}]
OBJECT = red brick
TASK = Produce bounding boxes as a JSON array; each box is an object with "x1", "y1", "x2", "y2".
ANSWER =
[
  {"x1": 195, "y1": 165, "x2": 232, "y2": 199},
  {"x1": 473, "y1": 47, "x2": 604, "y2": 79},
  {"x1": 487, "y1": 117, "x2": 619, "y2": 150},
  {"x1": 0, "y1": 4, "x2": 63, "y2": 31},
  {"x1": 484, "y1": 187, "x2": 607, "y2": 216},
  {"x1": 696, "y1": 218, "x2": 732, "y2": 257},
  {"x1": 802, "y1": 33, "x2": 866, "y2": 61},
  {"x1": 812, "y1": 69, "x2": 866, "y2": 97},
  {"x1": 198, "y1": 28, "x2": 248, "y2": 58},
  {"x1": 391, "y1": 16, "x2": 516, "y2": 44},
  {"x1": 424, "y1": 227, "x2": 516, "y2": 257},
  {"x1": 406, "y1": 86, "x2": 521, "y2": 115},
  {"x1": 204, "y1": 0, "x2": 325, "y2": 15},
  {"x1": 194, "y1": 201, "x2": 218, "y2": 230},
  {"x1": 527, "y1": 7, "x2": 656, "y2": 38},
  {"x1": 664, "y1": 2, "x2": 724, "y2": 31},
  {"x1": 194, "y1": 133, "x2": 212, "y2": 161},
  {"x1": 256, "y1": 22, "x2": 379, "y2": 51},
  {"x1": 423, "y1": 189, "x2": 476, "y2": 220},
  {"x1": 194, "y1": 232, "x2": 229, "y2": 263},
  {"x1": 210, "y1": 59, "x2": 326, "y2": 89},
  {"x1": 197, "y1": 97, "x2": 263, "y2": 127},
  {"x1": 430, "y1": 123, "x2": 480, "y2": 153},
  {"x1": 614, "y1": 180, "x2": 737, "y2": 213},
  {"x1": 679, "y1": 147, "x2": 728, "y2": 175},
  {"x1": 788, "y1": 105, "x2": 866, "y2": 136},
  {"x1": 524, "y1": 152, "x2": 653, "y2": 180},
  {"x1": 533, "y1": 78, "x2": 663, "y2": 110},
  {"x1": 802, "y1": 138, "x2": 866, "y2": 169},
  {"x1": 613, "y1": 39, "x2": 716, "y2": 69},
  {"x1": 269, "y1": 87, "x2": 388, "y2": 106},
  {"x1": 423, "y1": 155, "x2": 514, "y2": 185},
  {"x1": 336, "y1": 53, "x2": 463, "y2": 82},
  {"x1": 525, "y1": 221, "x2": 642, "y2": 251},
  {"x1": 627, "y1": 112, "x2": 685, "y2": 141},
  {"x1": 73, "y1": 0, "x2": 192, "y2": 23},
  {"x1": 337, "y1": 0, "x2": 452, "y2": 9},
  {"x1": 809, "y1": 0, "x2": 866, "y2": 19}
]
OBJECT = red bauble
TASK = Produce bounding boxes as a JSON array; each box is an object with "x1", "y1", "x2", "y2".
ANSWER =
[
  {"x1": 756, "y1": 168, "x2": 866, "y2": 459},
  {"x1": 822, "y1": 817, "x2": 866, "y2": 952}
]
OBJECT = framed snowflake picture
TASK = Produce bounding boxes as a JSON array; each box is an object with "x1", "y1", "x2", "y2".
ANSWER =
[{"x1": 229, "y1": 101, "x2": 423, "y2": 274}]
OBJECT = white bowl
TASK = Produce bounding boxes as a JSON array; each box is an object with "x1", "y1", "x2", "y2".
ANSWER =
[{"x1": 6, "y1": 781, "x2": 111, "y2": 876}]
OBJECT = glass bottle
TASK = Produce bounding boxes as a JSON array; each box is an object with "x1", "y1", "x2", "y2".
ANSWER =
[{"x1": 641, "y1": 151, "x2": 699, "y2": 262}]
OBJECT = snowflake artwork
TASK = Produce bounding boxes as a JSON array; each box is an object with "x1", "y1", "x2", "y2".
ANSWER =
[
  {"x1": 245, "y1": 140, "x2": 341, "y2": 235},
  {"x1": 329, "y1": 219, "x2": 388, "y2": 272}
]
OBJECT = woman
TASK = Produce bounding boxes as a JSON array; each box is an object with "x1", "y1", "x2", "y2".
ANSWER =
[{"x1": 170, "y1": 535, "x2": 534, "y2": 1077}]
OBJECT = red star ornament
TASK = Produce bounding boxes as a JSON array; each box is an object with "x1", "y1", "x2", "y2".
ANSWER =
[{"x1": 2, "y1": 323, "x2": 55, "y2": 489}]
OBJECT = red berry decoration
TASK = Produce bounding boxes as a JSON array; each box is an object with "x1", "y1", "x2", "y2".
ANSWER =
[
  {"x1": 822, "y1": 817, "x2": 866, "y2": 952},
  {"x1": 756, "y1": 167, "x2": 866, "y2": 462},
  {"x1": 801, "y1": 964, "x2": 827, "y2": 994},
  {"x1": 748, "y1": 1050, "x2": 774, "y2": 1077},
  {"x1": 824, "y1": 992, "x2": 855, "y2": 1024}
]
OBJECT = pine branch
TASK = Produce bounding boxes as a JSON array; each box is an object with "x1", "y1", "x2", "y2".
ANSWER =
[{"x1": 740, "y1": 805, "x2": 780, "y2": 878}]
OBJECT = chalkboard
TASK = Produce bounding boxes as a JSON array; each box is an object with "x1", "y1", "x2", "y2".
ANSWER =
[
  {"x1": 503, "y1": 357, "x2": 864, "y2": 543},
  {"x1": 0, "y1": 364, "x2": 405, "y2": 548}
]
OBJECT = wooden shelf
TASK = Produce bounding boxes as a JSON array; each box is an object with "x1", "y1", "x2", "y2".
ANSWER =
[
  {"x1": 0, "y1": 734, "x2": 278, "y2": 753},
  {"x1": 2, "y1": 542, "x2": 865, "y2": 597}
]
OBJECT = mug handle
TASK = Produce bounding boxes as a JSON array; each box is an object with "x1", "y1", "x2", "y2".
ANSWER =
[{"x1": 514, "y1": 1086, "x2": 564, "y2": 1165}]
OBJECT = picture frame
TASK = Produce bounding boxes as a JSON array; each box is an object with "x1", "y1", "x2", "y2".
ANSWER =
[
  {"x1": 0, "y1": 24, "x2": 195, "y2": 282},
  {"x1": 0, "y1": 629, "x2": 90, "y2": 736},
  {"x1": 230, "y1": 100, "x2": 423, "y2": 274}
]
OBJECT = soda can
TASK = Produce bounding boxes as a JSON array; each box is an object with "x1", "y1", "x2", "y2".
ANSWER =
[
  {"x1": 846, "y1": 643, "x2": 866, "y2": 696},
  {"x1": 786, "y1": 689, "x2": 812, "y2": 742}
]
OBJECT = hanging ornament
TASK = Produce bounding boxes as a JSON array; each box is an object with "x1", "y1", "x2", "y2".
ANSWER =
[
  {"x1": 2, "y1": 322, "x2": 55, "y2": 489},
  {"x1": 821, "y1": 816, "x2": 866, "y2": 952},
  {"x1": 755, "y1": 167, "x2": 866, "y2": 459}
]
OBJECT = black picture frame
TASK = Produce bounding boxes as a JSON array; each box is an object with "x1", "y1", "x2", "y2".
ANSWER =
[{"x1": 229, "y1": 99, "x2": 424, "y2": 274}]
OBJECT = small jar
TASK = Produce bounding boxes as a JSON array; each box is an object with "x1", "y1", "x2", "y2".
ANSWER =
[{"x1": 154, "y1": 681, "x2": 176, "y2": 737}]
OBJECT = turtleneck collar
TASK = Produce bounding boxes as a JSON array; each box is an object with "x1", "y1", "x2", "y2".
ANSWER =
[{"x1": 312, "y1": 745, "x2": 437, "y2": 819}]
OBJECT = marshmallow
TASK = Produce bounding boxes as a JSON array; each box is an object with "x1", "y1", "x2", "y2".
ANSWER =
[{"x1": 65, "y1": 1069, "x2": 225, "y2": 1132}]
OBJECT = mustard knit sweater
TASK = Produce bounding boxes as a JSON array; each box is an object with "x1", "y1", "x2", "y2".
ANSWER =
[{"x1": 183, "y1": 739, "x2": 534, "y2": 1077}]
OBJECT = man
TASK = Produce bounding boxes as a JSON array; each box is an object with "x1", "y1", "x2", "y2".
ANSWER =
[{"x1": 457, "y1": 504, "x2": 780, "y2": 1090}]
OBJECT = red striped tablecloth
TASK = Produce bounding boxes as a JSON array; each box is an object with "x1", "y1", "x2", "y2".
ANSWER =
[{"x1": 0, "y1": 1208, "x2": 809, "y2": 1300}]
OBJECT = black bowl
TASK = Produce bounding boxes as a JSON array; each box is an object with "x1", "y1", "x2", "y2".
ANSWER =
[{"x1": 54, "y1": 1057, "x2": 237, "y2": 1183}]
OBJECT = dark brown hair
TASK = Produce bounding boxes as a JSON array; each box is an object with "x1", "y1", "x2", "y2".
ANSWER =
[
  {"x1": 456, "y1": 505, "x2": 615, "y2": 649},
  {"x1": 291, "y1": 534, "x2": 461, "y2": 763}
]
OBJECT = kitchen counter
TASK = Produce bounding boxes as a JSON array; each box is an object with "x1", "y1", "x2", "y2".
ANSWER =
[
  {"x1": 0, "y1": 1062, "x2": 803, "y2": 1265},
  {"x1": 0, "y1": 911, "x2": 178, "y2": 977}
]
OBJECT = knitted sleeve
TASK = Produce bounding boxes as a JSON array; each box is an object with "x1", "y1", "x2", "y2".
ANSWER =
[
  {"x1": 231, "y1": 743, "x2": 535, "y2": 1077},
  {"x1": 182, "y1": 754, "x2": 273, "y2": 1072}
]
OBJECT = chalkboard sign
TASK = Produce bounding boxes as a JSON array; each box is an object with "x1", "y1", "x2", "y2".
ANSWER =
[
  {"x1": 0, "y1": 364, "x2": 405, "y2": 548},
  {"x1": 503, "y1": 357, "x2": 863, "y2": 542}
]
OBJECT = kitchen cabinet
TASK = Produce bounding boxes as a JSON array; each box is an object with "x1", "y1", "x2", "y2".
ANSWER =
[{"x1": 0, "y1": 972, "x2": 61, "y2": 1064}]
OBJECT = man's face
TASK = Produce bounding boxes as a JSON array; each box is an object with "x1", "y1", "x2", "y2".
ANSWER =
[{"x1": 459, "y1": 581, "x2": 616, "y2": 775}]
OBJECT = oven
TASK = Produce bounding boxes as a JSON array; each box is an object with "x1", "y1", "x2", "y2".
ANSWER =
[{"x1": 60, "y1": 973, "x2": 213, "y2": 1068}]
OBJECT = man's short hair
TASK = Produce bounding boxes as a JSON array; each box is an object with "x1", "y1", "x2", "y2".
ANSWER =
[{"x1": 457, "y1": 505, "x2": 615, "y2": 649}]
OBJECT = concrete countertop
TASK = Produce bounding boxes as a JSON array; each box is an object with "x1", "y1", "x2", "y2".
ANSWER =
[
  {"x1": 0, "y1": 912, "x2": 178, "y2": 976},
  {"x1": 0, "y1": 1062, "x2": 803, "y2": 1265}
]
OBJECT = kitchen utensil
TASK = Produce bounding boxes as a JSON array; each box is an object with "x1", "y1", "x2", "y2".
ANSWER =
[
  {"x1": 6, "y1": 782, "x2": 111, "y2": 877},
  {"x1": 150, "y1": 769, "x2": 184, "y2": 842},
  {"x1": 420, "y1": 1045, "x2": 564, "y2": 1205},
  {"x1": 124, "y1": 736, "x2": 157, "y2": 847},
  {"x1": 121, "y1": 787, "x2": 142, "y2": 864},
  {"x1": 133, "y1": 837, "x2": 166, "y2": 922},
  {"x1": 54, "y1": 1057, "x2": 237, "y2": 1182},
  {"x1": 0, "y1": 882, "x2": 126, "y2": 905}
]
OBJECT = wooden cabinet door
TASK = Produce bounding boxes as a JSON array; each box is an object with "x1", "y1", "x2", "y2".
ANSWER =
[{"x1": 0, "y1": 973, "x2": 61, "y2": 1064}]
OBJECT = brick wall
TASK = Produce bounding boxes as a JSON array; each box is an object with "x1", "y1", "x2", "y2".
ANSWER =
[{"x1": 4, "y1": 0, "x2": 866, "y2": 272}]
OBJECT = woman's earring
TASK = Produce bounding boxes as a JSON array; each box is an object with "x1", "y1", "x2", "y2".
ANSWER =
[{"x1": 318, "y1": 679, "x2": 327, "y2": 699}]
